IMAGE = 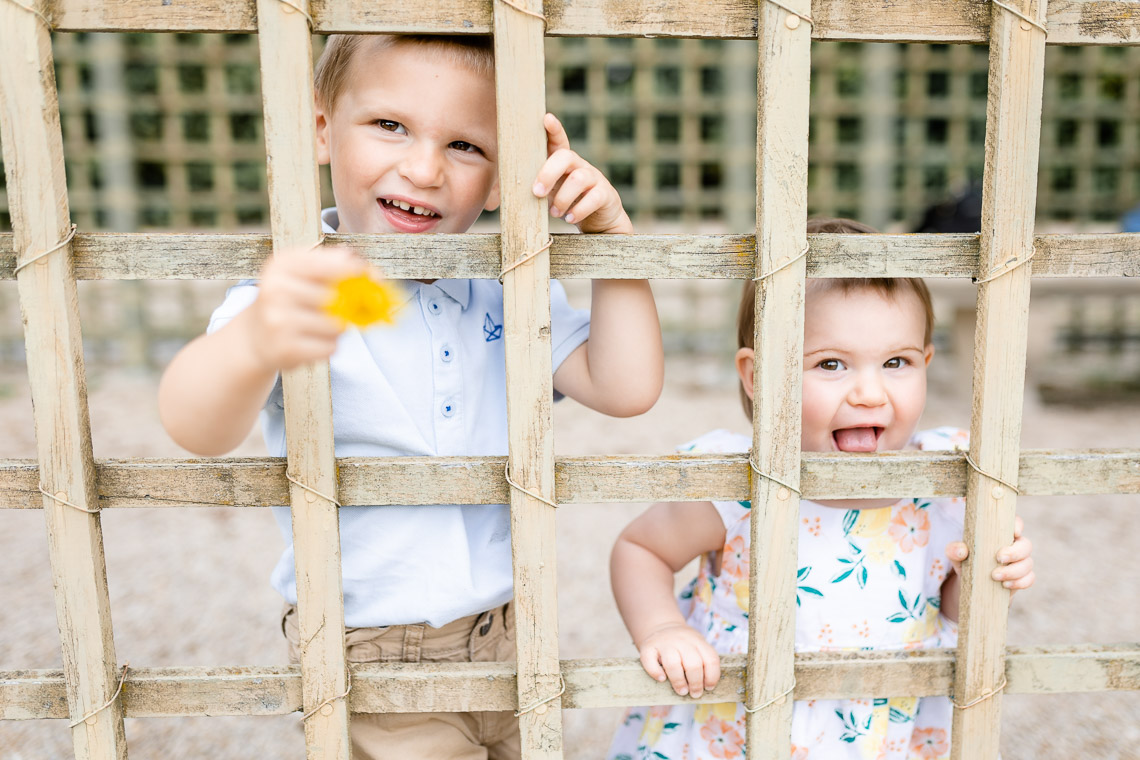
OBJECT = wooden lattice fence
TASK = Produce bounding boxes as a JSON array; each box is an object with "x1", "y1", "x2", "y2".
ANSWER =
[{"x1": 1, "y1": 2, "x2": 1139, "y2": 760}]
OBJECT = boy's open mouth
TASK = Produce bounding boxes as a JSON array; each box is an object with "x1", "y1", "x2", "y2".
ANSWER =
[
  {"x1": 833, "y1": 426, "x2": 882, "y2": 452},
  {"x1": 381, "y1": 198, "x2": 438, "y2": 218}
]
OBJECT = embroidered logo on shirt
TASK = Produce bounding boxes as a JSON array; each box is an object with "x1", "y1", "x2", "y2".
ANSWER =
[{"x1": 483, "y1": 313, "x2": 503, "y2": 342}]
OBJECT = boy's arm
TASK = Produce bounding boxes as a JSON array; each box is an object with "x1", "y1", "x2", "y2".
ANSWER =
[
  {"x1": 531, "y1": 114, "x2": 664, "y2": 416},
  {"x1": 612, "y1": 500, "x2": 726, "y2": 698},
  {"x1": 940, "y1": 514, "x2": 1034, "y2": 622},
  {"x1": 158, "y1": 247, "x2": 364, "y2": 456}
]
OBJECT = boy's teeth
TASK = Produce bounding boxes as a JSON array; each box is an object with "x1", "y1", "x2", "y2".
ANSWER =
[{"x1": 387, "y1": 200, "x2": 435, "y2": 217}]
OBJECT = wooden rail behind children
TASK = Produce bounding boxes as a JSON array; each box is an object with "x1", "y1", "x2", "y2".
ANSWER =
[{"x1": 1, "y1": 2, "x2": 1139, "y2": 760}]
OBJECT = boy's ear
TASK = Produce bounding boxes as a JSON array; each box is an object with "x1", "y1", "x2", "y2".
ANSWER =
[
  {"x1": 484, "y1": 177, "x2": 501, "y2": 212},
  {"x1": 735, "y1": 347, "x2": 755, "y2": 401},
  {"x1": 315, "y1": 96, "x2": 332, "y2": 166},
  {"x1": 924, "y1": 344, "x2": 935, "y2": 367}
]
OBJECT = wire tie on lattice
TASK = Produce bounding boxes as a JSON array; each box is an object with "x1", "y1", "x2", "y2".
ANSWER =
[
  {"x1": 39, "y1": 483, "x2": 100, "y2": 514},
  {"x1": 514, "y1": 675, "x2": 565, "y2": 716},
  {"x1": 990, "y1": 0, "x2": 1048, "y2": 36},
  {"x1": 495, "y1": 0, "x2": 547, "y2": 27},
  {"x1": 963, "y1": 454, "x2": 1021, "y2": 495},
  {"x1": 301, "y1": 668, "x2": 353, "y2": 721},
  {"x1": 752, "y1": 244, "x2": 808, "y2": 283},
  {"x1": 743, "y1": 677, "x2": 796, "y2": 713},
  {"x1": 499, "y1": 235, "x2": 554, "y2": 284},
  {"x1": 274, "y1": 0, "x2": 315, "y2": 31},
  {"x1": 765, "y1": 0, "x2": 813, "y2": 29},
  {"x1": 972, "y1": 247, "x2": 1035, "y2": 285},
  {"x1": 285, "y1": 471, "x2": 342, "y2": 507},
  {"x1": 952, "y1": 675, "x2": 1007, "y2": 710},
  {"x1": 13, "y1": 224, "x2": 77, "y2": 276},
  {"x1": 69, "y1": 663, "x2": 128, "y2": 728},
  {"x1": 748, "y1": 456, "x2": 801, "y2": 497},
  {"x1": 504, "y1": 461, "x2": 558, "y2": 508},
  {"x1": 1, "y1": 0, "x2": 52, "y2": 29}
]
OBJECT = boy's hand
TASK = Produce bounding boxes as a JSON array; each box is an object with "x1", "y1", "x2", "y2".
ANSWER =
[
  {"x1": 946, "y1": 515, "x2": 1035, "y2": 597},
  {"x1": 637, "y1": 622, "x2": 722, "y2": 698},
  {"x1": 533, "y1": 113, "x2": 633, "y2": 235},
  {"x1": 248, "y1": 246, "x2": 367, "y2": 371}
]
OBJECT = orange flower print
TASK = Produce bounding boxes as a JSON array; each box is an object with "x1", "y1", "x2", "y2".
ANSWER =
[
  {"x1": 700, "y1": 716, "x2": 744, "y2": 759},
  {"x1": 888, "y1": 504, "x2": 930, "y2": 553},
  {"x1": 802, "y1": 516, "x2": 822, "y2": 537},
  {"x1": 790, "y1": 744, "x2": 810, "y2": 760},
  {"x1": 721, "y1": 535, "x2": 749, "y2": 579},
  {"x1": 910, "y1": 727, "x2": 949, "y2": 758}
]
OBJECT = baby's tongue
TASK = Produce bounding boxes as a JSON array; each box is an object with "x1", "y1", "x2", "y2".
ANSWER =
[{"x1": 834, "y1": 427, "x2": 877, "y2": 452}]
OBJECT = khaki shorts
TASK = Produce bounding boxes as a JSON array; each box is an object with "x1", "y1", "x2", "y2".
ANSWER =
[{"x1": 282, "y1": 602, "x2": 521, "y2": 760}]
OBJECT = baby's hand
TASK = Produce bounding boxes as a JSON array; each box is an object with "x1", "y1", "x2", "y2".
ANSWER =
[
  {"x1": 248, "y1": 246, "x2": 367, "y2": 371},
  {"x1": 533, "y1": 113, "x2": 633, "y2": 234},
  {"x1": 946, "y1": 515, "x2": 1035, "y2": 597},
  {"x1": 637, "y1": 622, "x2": 721, "y2": 698}
]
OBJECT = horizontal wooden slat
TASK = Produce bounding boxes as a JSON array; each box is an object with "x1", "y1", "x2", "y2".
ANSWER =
[
  {"x1": 0, "y1": 449, "x2": 1136, "y2": 510},
  {"x1": 42, "y1": 0, "x2": 1140, "y2": 44},
  {"x1": 4, "y1": 644, "x2": 1137, "y2": 719},
  {"x1": 1, "y1": 233, "x2": 1137, "y2": 280}
]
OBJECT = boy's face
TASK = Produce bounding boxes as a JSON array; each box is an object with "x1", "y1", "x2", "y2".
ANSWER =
[
  {"x1": 315, "y1": 41, "x2": 499, "y2": 235},
  {"x1": 737, "y1": 285, "x2": 933, "y2": 454}
]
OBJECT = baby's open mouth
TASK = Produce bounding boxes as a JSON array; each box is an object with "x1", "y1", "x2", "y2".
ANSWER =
[
  {"x1": 381, "y1": 198, "x2": 438, "y2": 218},
  {"x1": 833, "y1": 426, "x2": 882, "y2": 452}
]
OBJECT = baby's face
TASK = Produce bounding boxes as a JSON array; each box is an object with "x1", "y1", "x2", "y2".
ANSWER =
[
  {"x1": 316, "y1": 41, "x2": 500, "y2": 235},
  {"x1": 799, "y1": 285, "x2": 933, "y2": 454}
]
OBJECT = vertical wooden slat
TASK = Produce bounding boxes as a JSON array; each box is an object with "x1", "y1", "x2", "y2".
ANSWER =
[
  {"x1": 952, "y1": 2, "x2": 1048, "y2": 758},
  {"x1": 254, "y1": 2, "x2": 350, "y2": 758},
  {"x1": 745, "y1": 2, "x2": 812, "y2": 759},
  {"x1": 493, "y1": 1, "x2": 564, "y2": 757},
  {"x1": 0, "y1": 3, "x2": 128, "y2": 759}
]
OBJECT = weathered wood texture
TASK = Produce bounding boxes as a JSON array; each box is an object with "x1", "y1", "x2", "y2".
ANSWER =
[
  {"x1": 954, "y1": 3, "x2": 1049, "y2": 758},
  {"x1": 746, "y1": 2, "x2": 812, "y2": 756},
  {"x1": 254, "y1": 1, "x2": 350, "y2": 757},
  {"x1": 38, "y1": 0, "x2": 1140, "y2": 43},
  {"x1": 4, "y1": 644, "x2": 1138, "y2": 720},
  {"x1": 3, "y1": 232, "x2": 1137, "y2": 280},
  {"x1": 0, "y1": 3, "x2": 127, "y2": 758},
  {"x1": 1, "y1": 449, "x2": 1136, "y2": 510},
  {"x1": 494, "y1": 0, "x2": 565, "y2": 755}
]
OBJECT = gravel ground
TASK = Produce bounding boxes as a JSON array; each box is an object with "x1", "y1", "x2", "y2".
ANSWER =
[{"x1": 0, "y1": 350, "x2": 1137, "y2": 759}]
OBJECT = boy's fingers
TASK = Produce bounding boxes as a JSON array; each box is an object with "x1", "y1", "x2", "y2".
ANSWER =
[
  {"x1": 1013, "y1": 515, "x2": 1024, "y2": 538},
  {"x1": 544, "y1": 112, "x2": 571, "y2": 154},
  {"x1": 550, "y1": 168, "x2": 595, "y2": 220},
  {"x1": 993, "y1": 556, "x2": 1033, "y2": 583},
  {"x1": 563, "y1": 186, "x2": 609, "y2": 225},
  {"x1": 997, "y1": 535, "x2": 1032, "y2": 564},
  {"x1": 1005, "y1": 570, "x2": 1035, "y2": 592},
  {"x1": 946, "y1": 542, "x2": 968, "y2": 562},
  {"x1": 639, "y1": 647, "x2": 667, "y2": 682},
  {"x1": 703, "y1": 649, "x2": 721, "y2": 690},
  {"x1": 681, "y1": 649, "x2": 705, "y2": 697},
  {"x1": 533, "y1": 149, "x2": 579, "y2": 199},
  {"x1": 659, "y1": 650, "x2": 690, "y2": 695}
]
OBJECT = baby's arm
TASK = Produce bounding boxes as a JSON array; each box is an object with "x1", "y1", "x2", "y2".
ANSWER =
[
  {"x1": 940, "y1": 514, "x2": 1035, "y2": 622},
  {"x1": 532, "y1": 114, "x2": 664, "y2": 417},
  {"x1": 612, "y1": 501, "x2": 727, "y2": 698},
  {"x1": 158, "y1": 247, "x2": 365, "y2": 455}
]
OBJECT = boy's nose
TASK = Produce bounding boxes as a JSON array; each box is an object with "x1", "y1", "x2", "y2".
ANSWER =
[
  {"x1": 848, "y1": 370, "x2": 888, "y2": 407},
  {"x1": 398, "y1": 142, "x2": 445, "y2": 188}
]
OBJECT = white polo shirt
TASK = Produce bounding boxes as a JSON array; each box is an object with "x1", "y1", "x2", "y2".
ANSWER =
[{"x1": 207, "y1": 208, "x2": 590, "y2": 627}]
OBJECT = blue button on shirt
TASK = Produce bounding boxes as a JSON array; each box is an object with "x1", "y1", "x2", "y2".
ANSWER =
[{"x1": 207, "y1": 208, "x2": 590, "y2": 627}]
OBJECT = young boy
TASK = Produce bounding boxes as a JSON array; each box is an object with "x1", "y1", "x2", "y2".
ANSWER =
[{"x1": 158, "y1": 34, "x2": 663, "y2": 759}]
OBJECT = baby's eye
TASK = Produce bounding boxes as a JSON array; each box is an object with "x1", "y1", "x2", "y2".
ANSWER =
[
  {"x1": 376, "y1": 120, "x2": 406, "y2": 134},
  {"x1": 884, "y1": 357, "x2": 908, "y2": 369},
  {"x1": 450, "y1": 140, "x2": 483, "y2": 154},
  {"x1": 818, "y1": 359, "x2": 845, "y2": 371}
]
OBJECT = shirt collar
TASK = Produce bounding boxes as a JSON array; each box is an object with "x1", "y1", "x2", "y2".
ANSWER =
[{"x1": 322, "y1": 207, "x2": 471, "y2": 310}]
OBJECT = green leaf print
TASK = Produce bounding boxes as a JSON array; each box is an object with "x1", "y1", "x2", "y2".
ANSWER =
[
  {"x1": 796, "y1": 566, "x2": 824, "y2": 606},
  {"x1": 893, "y1": 560, "x2": 907, "y2": 579},
  {"x1": 831, "y1": 567, "x2": 855, "y2": 584},
  {"x1": 858, "y1": 565, "x2": 869, "y2": 588},
  {"x1": 797, "y1": 566, "x2": 810, "y2": 580},
  {"x1": 889, "y1": 706, "x2": 915, "y2": 723},
  {"x1": 842, "y1": 510, "x2": 858, "y2": 536}
]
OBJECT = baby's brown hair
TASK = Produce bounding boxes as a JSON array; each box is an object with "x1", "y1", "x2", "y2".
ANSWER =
[
  {"x1": 315, "y1": 35, "x2": 494, "y2": 113},
  {"x1": 736, "y1": 218, "x2": 935, "y2": 418}
]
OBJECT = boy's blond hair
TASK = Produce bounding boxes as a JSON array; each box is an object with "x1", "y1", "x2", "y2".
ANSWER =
[
  {"x1": 735, "y1": 217, "x2": 935, "y2": 418},
  {"x1": 314, "y1": 35, "x2": 495, "y2": 112}
]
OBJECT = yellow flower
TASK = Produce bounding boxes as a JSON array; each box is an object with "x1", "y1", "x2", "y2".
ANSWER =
[
  {"x1": 694, "y1": 702, "x2": 738, "y2": 724},
  {"x1": 733, "y1": 578, "x2": 749, "y2": 612},
  {"x1": 850, "y1": 507, "x2": 891, "y2": 537},
  {"x1": 327, "y1": 274, "x2": 404, "y2": 328},
  {"x1": 889, "y1": 696, "x2": 917, "y2": 717},
  {"x1": 865, "y1": 536, "x2": 895, "y2": 566},
  {"x1": 696, "y1": 579, "x2": 713, "y2": 606}
]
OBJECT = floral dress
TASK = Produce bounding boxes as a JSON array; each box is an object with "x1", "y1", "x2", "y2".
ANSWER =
[{"x1": 608, "y1": 428, "x2": 970, "y2": 760}]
